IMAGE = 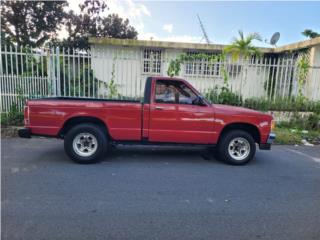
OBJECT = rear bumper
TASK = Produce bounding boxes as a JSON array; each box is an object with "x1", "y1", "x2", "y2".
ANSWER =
[
  {"x1": 18, "y1": 128, "x2": 31, "y2": 138},
  {"x1": 259, "y1": 132, "x2": 276, "y2": 150}
]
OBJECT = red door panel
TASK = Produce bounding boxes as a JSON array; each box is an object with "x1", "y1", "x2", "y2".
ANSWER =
[
  {"x1": 148, "y1": 79, "x2": 215, "y2": 144},
  {"x1": 149, "y1": 103, "x2": 215, "y2": 144},
  {"x1": 177, "y1": 104, "x2": 215, "y2": 144},
  {"x1": 148, "y1": 103, "x2": 179, "y2": 142}
]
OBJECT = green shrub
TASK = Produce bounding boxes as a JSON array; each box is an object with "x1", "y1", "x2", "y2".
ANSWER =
[
  {"x1": 204, "y1": 87, "x2": 219, "y2": 103},
  {"x1": 1, "y1": 103, "x2": 24, "y2": 127},
  {"x1": 219, "y1": 87, "x2": 242, "y2": 105},
  {"x1": 243, "y1": 98, "x2": 269, "y2": 111},
  {"x1": 205, "y1": 87, "x2": 242, "y2": 105},
  {"x1": 277, "y1": 113, "x2": 320, "y2": 131},
  {"x1": 307, "y1": 113, "x2": 320, "y2": 130},
  {"x1": 204, "y1": 85, "x2": 320, "y2": 113},
  {"x1": 241, "y1": 97, "x2": 320, "y2": 113}
]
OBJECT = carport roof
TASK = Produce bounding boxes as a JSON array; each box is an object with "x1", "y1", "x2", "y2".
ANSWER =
[
  {"x1": 89, "y1": 37, "x2": 272, "y2": 53},
  {"x1": 273, "y1": 37, "x2": 320, "y2": 53},
  {"x1": 89, "y1": 36, "x2": 320, "y2": 53}
]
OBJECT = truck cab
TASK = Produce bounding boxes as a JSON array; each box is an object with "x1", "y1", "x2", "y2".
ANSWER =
[{"x1": 142, "y1": 77, "x2": 216, "y2": 144}]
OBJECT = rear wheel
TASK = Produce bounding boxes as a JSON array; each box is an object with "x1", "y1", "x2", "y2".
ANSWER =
[
  {"x1": 218, "y1": 130, "x2": 256, "y2": 165},
  {"x1": 64, "y1": 123, "x2": 108, "y2": 164}
]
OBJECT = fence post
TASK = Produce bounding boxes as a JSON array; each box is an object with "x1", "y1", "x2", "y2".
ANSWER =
[
  {"x1": 56, "y1": 47, "x2": 61, "y2": 96},
  {"x1": 46, "y1": 48, "x2": 52, "y2": 96}
]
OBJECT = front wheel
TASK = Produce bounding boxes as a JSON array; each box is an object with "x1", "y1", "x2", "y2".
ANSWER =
[
  {"x1": 218, "y1": 130, "x2": 256, "y2": 165},
  {"x1": 64, "y1": 123, "x2": 108, "y2": 164}
]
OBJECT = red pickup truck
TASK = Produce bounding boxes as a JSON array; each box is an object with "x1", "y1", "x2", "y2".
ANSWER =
[{"x1": 19, "y1": 77, "x2": 275, "y2": 165}]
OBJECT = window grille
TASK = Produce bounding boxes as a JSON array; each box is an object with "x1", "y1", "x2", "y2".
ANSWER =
[
  {"x1": 143, "y1": 49, "x2": 162, "y2": 74},
  {"x1": 185, "y1": 52, "x2": 220, "y2": 76}
]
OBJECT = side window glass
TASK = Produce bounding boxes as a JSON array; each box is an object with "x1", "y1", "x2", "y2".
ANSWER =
[
  {"x1": 177, "y1": 83, "x2": 198, "y2": 105},
  {"x1": 155, "y1": 81, "x2": 178, "y2": 103}
]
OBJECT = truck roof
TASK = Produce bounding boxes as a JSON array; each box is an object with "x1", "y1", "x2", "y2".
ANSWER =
[{"x1": 151, "y1": 76, "x2": 184, "y2": 81}]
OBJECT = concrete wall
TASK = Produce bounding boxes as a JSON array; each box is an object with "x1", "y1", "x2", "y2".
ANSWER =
[
  {"x1": 307, "y1": 45, "x2": 320, "y2": 100},
  {"x1": 91, "y1": 45, "x2": 143, "y2": 98}
]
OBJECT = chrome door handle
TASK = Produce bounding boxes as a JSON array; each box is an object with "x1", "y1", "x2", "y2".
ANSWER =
[{"x1": 155, "y1": 106, "x2": 164, "y2": 110}]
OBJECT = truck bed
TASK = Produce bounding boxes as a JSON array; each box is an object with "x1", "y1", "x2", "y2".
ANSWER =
[{"x1": 26, "y1": 97, "x2": 143, "y2": 140}]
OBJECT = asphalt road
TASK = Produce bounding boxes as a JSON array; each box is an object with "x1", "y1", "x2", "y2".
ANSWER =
[{"x1": 2, "y1": 138, "x2": 320, "y2": 240}]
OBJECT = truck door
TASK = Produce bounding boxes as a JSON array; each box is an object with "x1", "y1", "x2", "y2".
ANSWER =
[{"x1": 148, "y1": 79, "x2": 215, "y2": 144}]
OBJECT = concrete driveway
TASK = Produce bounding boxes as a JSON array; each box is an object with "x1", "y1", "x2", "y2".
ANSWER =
[{"x1": 1, "y1": 138, "x2": 320, "y2": 240}]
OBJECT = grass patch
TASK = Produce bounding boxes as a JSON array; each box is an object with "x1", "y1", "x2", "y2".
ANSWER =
[{"x1": 274, "y1": 127, "x2": 320, "y2": 145}]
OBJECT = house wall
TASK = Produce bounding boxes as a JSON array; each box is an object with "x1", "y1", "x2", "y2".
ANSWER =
[{"x1": 90, "y1": 44, "x2": 299, "y2": 100}]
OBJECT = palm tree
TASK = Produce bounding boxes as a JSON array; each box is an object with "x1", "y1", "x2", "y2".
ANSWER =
[
  {"x1": 223, "y1": 31, "x2": 262, "y2": 99},
  {"x1": 223, "y1": 30, "x2": 262, "y2": 61}
]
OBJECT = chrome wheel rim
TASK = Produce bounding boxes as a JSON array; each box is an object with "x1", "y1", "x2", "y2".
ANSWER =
[
  {"x1": 72, "y1": 133, "x2": 98, "y2": 157},
  {"x1": 228, "y1": 137, "x2": 250, "y2": 161}
]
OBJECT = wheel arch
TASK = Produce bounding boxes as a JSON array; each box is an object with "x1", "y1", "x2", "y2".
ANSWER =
[
  {"x1": 59, "y1": 116, "x2": 109, "y2": 138},
  {"x1": 218, "y1": 122, "x2": 261, "y2": 144}
]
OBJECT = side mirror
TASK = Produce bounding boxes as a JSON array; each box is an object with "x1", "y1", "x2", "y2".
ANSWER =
[{"x1": 194, "y1": 96, "x2": 206, "y2": 106}]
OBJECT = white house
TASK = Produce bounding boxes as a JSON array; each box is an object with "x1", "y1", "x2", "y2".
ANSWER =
[{"x1": 89, "y1": 37, "x2": 320, "y2": 100}]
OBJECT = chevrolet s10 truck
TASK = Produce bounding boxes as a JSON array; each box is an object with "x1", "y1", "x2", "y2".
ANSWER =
[{"x1": 19, "y1": 77, "x2": 275, "y2": 165}]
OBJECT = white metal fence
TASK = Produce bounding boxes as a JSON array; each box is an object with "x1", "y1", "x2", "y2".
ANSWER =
[{"x1": 1, "y1": 45, "x2": 320, "y2": 113}]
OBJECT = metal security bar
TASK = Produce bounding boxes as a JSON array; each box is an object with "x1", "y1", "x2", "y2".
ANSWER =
[
  {"x1": 0, "y1": 46, "x2": 101, "y2": 112},
  {"x1": 1, "y1": 45, "x2": 49, "y2": 112},
  {"x1": 1, "y1": 45, "x2": 320, "y2": 113}
]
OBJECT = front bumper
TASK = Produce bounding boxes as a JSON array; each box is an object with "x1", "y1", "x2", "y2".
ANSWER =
[
  {"x1": 18, "y1": 128, "x2": 31, "y2": 138},
  {"x1": 259, "y1": 132, "x2": 276, "y2": 150},
  {"x1": 267, "y1": 132, "x2": 276, "y2": 144}
]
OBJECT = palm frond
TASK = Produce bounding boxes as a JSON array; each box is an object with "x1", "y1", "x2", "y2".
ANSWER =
[
  {"x1": 223, "y1": 45, "x2": 238, "y2": 54},
  {"x1": 238, "y1": 30, "x2": 244, "y2": 40},
  {"x1": 246, "y1": 32, "x2": 262, "y2": 42},
  {"x1": 224, "y1": 30, "x2": 262, "y2": 60}
]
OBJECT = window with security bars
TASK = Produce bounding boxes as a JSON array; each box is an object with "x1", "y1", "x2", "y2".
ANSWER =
[
  {"x1": 143, "y1": 49, "x2": 162, "y2": 74},
  {"x1": 185, "y1": 52, "x2": 220, "y2": 76}
]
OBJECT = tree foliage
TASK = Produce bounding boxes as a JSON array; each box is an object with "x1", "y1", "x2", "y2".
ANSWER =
[
  {"x1": 57, "y1": 0, "x2": 138, "y2": 49},
  {"x1": 223, "y1": 30, "x2": 262, "y2": 61},
  {"x1": 1, "y1": 1, "x2": 68, "y2": 47},
  {"x1": 1, "y1": 0, "x2": 138, "y2": 49},
  {"x1": 302, "y1": 29, "x2": 320, "y2": 39}
]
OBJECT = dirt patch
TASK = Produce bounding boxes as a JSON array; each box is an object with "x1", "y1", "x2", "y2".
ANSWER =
[{"x1": 1, "y1": 126, "x2": 20, "y2": 138}]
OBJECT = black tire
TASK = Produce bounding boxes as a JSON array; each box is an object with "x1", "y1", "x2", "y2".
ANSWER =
[
  {"x1": 217, "y1": 130, "x2": 256, "y2": 165},
  {"x1": 64, "y1": 123, "x2": 108, "y2": 164}
]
